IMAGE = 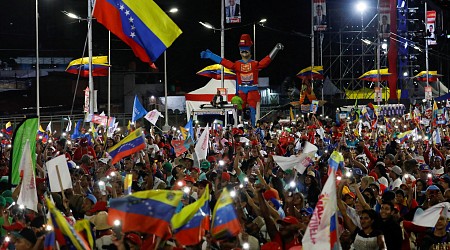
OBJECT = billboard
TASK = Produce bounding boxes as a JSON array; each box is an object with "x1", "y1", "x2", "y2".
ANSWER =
[
  {"x1": 225, "y1": 0, "x2": 241, "y2": 24},
  {"x1": 313, "y1": 0, "x2": 327, "y2": 31}
]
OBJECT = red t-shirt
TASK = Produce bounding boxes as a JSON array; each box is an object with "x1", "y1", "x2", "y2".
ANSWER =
[
  {"x1": 73, "y1": 146, "x2": 96, "y2": 162},
  {"x1": 273, "y1": 232, "x2": 300, "y2": 250}
]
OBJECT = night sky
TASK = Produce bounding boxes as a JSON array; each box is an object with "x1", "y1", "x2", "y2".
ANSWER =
[{"x1": 0, "y1": 0, "x2": 448, "y2": 94}]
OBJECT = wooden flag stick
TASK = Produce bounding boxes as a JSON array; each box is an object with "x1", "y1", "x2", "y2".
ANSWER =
[{"x1": 55, "y1": 165, "x2": 66, "y2": 201}]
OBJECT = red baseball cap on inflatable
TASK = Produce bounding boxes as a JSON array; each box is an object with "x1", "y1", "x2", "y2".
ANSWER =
[{"x1": 238, "y1": 34, "x2": 253, "y2": 51}]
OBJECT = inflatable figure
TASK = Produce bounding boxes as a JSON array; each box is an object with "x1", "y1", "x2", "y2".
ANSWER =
[{"x1": 201, "y1": 34, "x2": 283, "y2": 126}]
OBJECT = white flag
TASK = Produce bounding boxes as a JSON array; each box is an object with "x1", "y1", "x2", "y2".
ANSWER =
[
  {"x1": 302, "y1": 168, "x2": 340, "y2": 249},
  {"x1": 17, "y1": 140, "x2": 38, "y2": 212},
  {"x1": 195, "y1": 124, "x2": 209, "y2": 161},
  {"x1": 46, "y1": 121, "x2": 52, "y2": 133},
  {"x1": 272, "y1": 142, "x2": 317, "y2": 173},
  {"x1": 144, "y1": 109, "x2": 162, "y2": 125},
  {"x1": 413, "y1": 202, "x2": 450, "y2": 228},
  {"x1": 65, "y1": 117, "x2": 72, "y2": 132},
  {"x1": 107, "y1": 122, "x2": 119, "y2": 138}
]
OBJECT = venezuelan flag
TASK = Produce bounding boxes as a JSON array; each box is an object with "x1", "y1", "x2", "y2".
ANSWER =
[
  {"x1": 74, "y1": 219, "x2": 95, "y2": 249},
  {"x1": 93, "y1": 0, "x2": 182, "y2": 65},
  {"x1": 211, "y1": 189, "x2": 241, "y2": 240},
  {"x1": 44, "y1": 231, "x2": 56, "y2": 250},
  {"x1": 108, "y1": 128, "x2": 146, "y2": 165},
  {"x1": 108, "y1": 190, "x2": 183, "y2": 240},
  {"x1": 124, "y1": 174, "x2": 133, "y2": 195},
  {"x1": 46, "y1": 198, "x2": 91, "y2": 250},
  {"x1": 172, "y1": 186, "x2": 210, "y2": 246},
  {"x1": 328, "y1": 151, "x2": 344, "y2": 171},
  {"x1": 5, "y1": 122, "x2": 12, "y2": 135},
  {"x1": 397, "y1": 130, "x2": 413, "y2": 144}
]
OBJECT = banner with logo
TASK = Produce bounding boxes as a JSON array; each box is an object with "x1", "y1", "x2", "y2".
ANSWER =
[
  {"x1": 426, "y1": 10, "x2": 437, "y2": 45},
  {"x1": 313, "y1": 0, "x2": 327, "y2": 31},
  {"x1": 225, "y1": 0, "x2": 241, "y2": 24}
]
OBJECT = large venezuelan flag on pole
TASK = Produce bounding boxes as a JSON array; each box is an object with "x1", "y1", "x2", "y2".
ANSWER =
[
  {"x1": 172, "y1": 186, "x2": 210, "y2": 246},
  {"x1": 108, "y1": 128, "x2": 146, "y2": 165},
  {"x1": 108, "y1": 190, "x2": 183, "y2": 240},
  {"x1": 211, "y1": 189, "x2": 241, "y2": 240},
  {"x1": 93, "y1": 0, "x2": 182, "y2": 65}
]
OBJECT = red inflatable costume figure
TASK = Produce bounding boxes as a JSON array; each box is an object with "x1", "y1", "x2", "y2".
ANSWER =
[{"x1": 201, "y1": 34, "x2": 283, "y2": 126}]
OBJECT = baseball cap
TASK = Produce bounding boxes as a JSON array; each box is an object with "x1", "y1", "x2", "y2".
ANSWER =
[
  {"x1": 390, "y1": 165, "x2": 402, "y2": 176},
  {"x1": 419, "y1": 164, "x2": 431, "y2": 172},
  {"x1": 221, "y1": 172, "x2": 231, "y2": 182},
  {"x1": 439, "y1": 175, "x2": 450, "y2": 184},
  {"x1": 86, "y1": 194, "x2": 97, "y2": 205},
  {"x1": 99, "y1": 158, "x2": 109, "y2": 164},
  {"x1": 277, "y1": 216, "x2": 300, "y2": 225},
  {"x1": 200, "y1": 161, "x2": 211, "y2": 170}
]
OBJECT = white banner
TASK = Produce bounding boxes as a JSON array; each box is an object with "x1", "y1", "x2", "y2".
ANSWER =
[
  {"x1": 46, "y1": 155, "x2": 73, "y2": 192},
  {"x1": 195, "y1": 124, "x2": 210, "y2": 161},
  {"x1": 144, "y1": 109, "x2": 163, "y2": 125},
  {"x1": 16, "y1": 140, "x2": 38, "y2": 212}
]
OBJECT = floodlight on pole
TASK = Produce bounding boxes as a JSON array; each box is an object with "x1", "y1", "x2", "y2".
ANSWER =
[
  {"x1": 199, "y1": 21, "x2": 215, "y2": 30},
  {"x1": 356, "y1": 2, "x2": 367, "y2": 13},
  {"x1": 169, "y1": 8, "x2": 178, "y2": 13}
]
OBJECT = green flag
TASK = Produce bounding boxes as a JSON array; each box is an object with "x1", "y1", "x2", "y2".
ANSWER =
[{"x1": 10, "y1": 118, "x2": 38, "y2": 186}]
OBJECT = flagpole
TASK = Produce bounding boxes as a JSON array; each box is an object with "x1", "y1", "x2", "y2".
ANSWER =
[
  {"x1": 163, "y1": 51, "x2": 170, "y2": 132},
  {"x1": 36, "y1": 0, "x2": 40, "y2": 122},
  {"x1": 311, "y1": 0, "x2": 315, "y2": 91},
  {"x1": 88, "y1": 0, "x2": 94, "y2": 120},
  {"x1": 108, "y1": 31, "x2": 111, "y2": 118},
  {"x1": 220, "y1": 0, "x2": 225, "y2": 89}
]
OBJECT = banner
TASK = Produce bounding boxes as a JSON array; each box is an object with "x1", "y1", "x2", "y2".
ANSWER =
[
  {"x1": 379, "y1": 2, "x2": 391, "y2": 39},
  {"x1": 426, "y1": 10, "x2": 437, "y2": 46},
  {"x1": 16, "y1": 140, "x2": 38, "y2": 212},
  {"x1": 225, "y1": 0, "x2": 241, "y2": 24},
  {"x1": 313, "y1": 0, "x2": 327, "y2": 31},
  {"x1": 302, "y1": 159, "x2": 339, "y2": 249},
  {"x1": 10, "y1": 118, "x2": 38, "y2": 186},
  {"x1": 374, "y1": 87, "x2": 382, "y2": 102},
  {"x1": 195, "y1": 124, "x2": 210, "y2": 161},
  {"x1": 84, "y1": 87, "x2": 90, "y2": 113},
  {"x1": 46, "y1": 155, "x2": 73, "y2": 192},
  {"x1": 144, "y1": 109, "x2": 163, "y2": 125},
  {"x1": 425, "y1": 86, "x2": 433, "y2": 100}
]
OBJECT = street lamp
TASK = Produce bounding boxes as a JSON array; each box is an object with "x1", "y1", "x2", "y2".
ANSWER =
[
  {"x1": 253, "y1": 18, "x2": 267, "y2": 58},
  {"x1": 199, "y1": 21, "x2": 226, "y2": 88}
]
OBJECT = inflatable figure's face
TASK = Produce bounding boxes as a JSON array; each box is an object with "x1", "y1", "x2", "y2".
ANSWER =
[{"x1": 240, "y1": 50, "x2": 251, "y2": 60}]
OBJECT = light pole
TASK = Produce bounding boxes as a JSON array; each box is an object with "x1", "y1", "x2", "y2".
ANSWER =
[
  {"x1": 162, "y1": 7, "x2": 179, "y2": 132},
  {"x1": 356, "y1": 2, "x2": 367, "y2": 79},
  {"x1": 253, "y1": 18, "x2": 267, "y2": 58},
  {"x1": 199, "y1": 21, "x2": 227, "y2": 89}
]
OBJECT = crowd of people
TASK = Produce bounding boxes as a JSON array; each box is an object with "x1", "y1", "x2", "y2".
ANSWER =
[{"x1": 0, "y1": 103, "x2": 449, "y2": 249}]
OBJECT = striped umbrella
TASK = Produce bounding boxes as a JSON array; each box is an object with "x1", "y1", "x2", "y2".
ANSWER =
[
  {"x1": 296, "y1": 66, "x2": 324, "y2": 80},
  {"x1": 358, "y1": 68, "x2": 391, "y2": 82},
  {"x1": 196, "y1": 64, "x2": 236, "y2": 80},
  {"x1": 66, "y1": 56, "x2": 110, "y2": 77},
  {"x1": 414, "y1": 71, "x2": 443, "y2": 82}
]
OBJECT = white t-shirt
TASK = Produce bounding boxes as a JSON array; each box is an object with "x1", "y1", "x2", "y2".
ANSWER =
[
  {"x1": 389, "y1": 178, "x2": 402, "y2": 190},
  {"x1": 432, "y1": 167, "x2": 444, "y2": 176},
  {"x1": 147, "y1": 144, "x2": 159, "y2": 158}
]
